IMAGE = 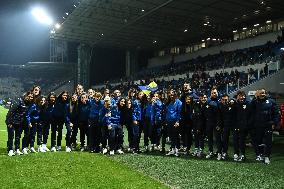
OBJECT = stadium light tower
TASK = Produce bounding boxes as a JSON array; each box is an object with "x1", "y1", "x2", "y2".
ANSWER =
[{"x1": 31, "y1": 7, "x2": 53, "y2": 25}]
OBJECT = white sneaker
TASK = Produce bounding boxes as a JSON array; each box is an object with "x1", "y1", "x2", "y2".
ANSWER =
[
  {"x1": 38, "y1": 145, "x2": 46, "y2": 153},
  {"x1": 42, "y1": 144, "x2": 50, "y2": 152},
  {"x1": 166, "y1": 149, "x2": 175, "y2": 156},
  {"x1": 206, "y1": 152, "x2": 213, "y2": 159},
  {"x1": 217, "y1": 153, "x2": 222, "y2": 161},
  {"x1": 197, "y1": 150, "x2": 203, "y2": 158},
  {"x1": 233, "y1": 154, "x2": 239, "y2": 161},
  {"x1": 57, "y1": 146, "x2": 62, "y2": 151},
  {"x1": 117, "y1": 149, "x2": 124, "y2": 154},
  {"x1": 222, "y1": 153, "x2": 227, "y2": 160},
  {"x1": 109, "y1": 150, "x2": 115, "y2": 155},
  {"x1": 256, "y1": 155, "x2": 264, "y2": 161},
  {"x1": 154, "y1": 145, "x2": 161, "y2": 151},
  {"x1": 16, "y1": 149, "x2": 23, "y2": 155},
  {"x1": 102, "y1": 148, "x2": 108, "y2": 154},
  {"x1": 51, "y1": 147, "x2": 57, "y2": 152},
  {"x1": 238, "y1": 155, "x2": 245, "y2": 162},
  {"x1": 30, "y1": 147, "x2": 37, "y2": 153},
  {"x1": 192, "y1": 148, "x2": 199, "y2": 156},
  {"x1": 66, "y1": 147, "x2": 72, "y2": 153},
  {"x1": 8, "y1": 150, "x2": 15, "y2": 157},
  {"x1": 264, "y1": 157, "x2": 270, "y2": 164},
  {"x1": 174, "y1": 148, "x2": 179, "y2": 157},
  {"x1": 22, "y1": 148, "x2": 28, "y2": 155}
]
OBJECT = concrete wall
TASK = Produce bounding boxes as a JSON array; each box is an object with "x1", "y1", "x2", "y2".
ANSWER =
[{"x1": 148, "y1": 31, "x2": 282, "y2": 68}]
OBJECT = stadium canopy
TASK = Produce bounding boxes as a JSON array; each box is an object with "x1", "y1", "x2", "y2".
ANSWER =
[{"x1": 53, "y1": 0, "x2": 284, "y2": 50}]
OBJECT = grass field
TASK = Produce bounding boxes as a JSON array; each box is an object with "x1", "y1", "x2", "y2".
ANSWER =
[{"x1": 1, "y1": 105, "x2": 284, "y2": 189}]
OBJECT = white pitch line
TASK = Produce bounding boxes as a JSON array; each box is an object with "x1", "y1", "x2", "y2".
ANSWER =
[{"x1": 0, "y1": 130, "x2": 6, "y2": 132}]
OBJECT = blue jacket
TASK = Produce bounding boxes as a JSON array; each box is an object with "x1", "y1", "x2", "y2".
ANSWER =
[
  {"x1": 44, "y1": 103, "x2": 55, "y2": 122},
  {"x1": 252, "y1": 97, "x2": 279, "y2": 128},
  {"x1": 100, "y1": 105, "x2": 121, "y2": 126},
  {"x1": 26, "y1": 103, "x2": 40, "y2": 125},
  {"x1": 133, "y1": 99, "x2": 142, "y2": 121},
  {"x1": 165, "y1": 99, "x2": 182, "y2": 123},
  {"x1": 154, "y1": 99, "x2": 163, "y2": 124},
  {"x1": 89, "y1": 99, "x2": 104, "y2": 120},
  {"x1": 53, "y1": 100, "x2": 70, "y2": 124},
  {"x1": 78, "y1": 102, "x2": 90, "y2": 122}
]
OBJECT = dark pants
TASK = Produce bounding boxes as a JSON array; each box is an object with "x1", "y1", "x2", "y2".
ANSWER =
[
  {"x1": 193, "y1": 122, "x2": 205, "y2": 150},
  {"x1": 70, "y1": 120, "x2": 79, "y2": 146},
  {"x1": 256, "y1": 127, "x2": 272, "y2": 157},
  {"x1": 206, "y1": 124, "x2": 222, "y2": 153},
  {"x1": 79, "y1": 121, "x2": 88, "y2": 148},
  {"x1": 222, "y1": 127, "x2": 231, "y2": 154},
  {"x1": 132, "y1": 122, "x2": 140, "y2": 151},
  {"x1": 22, "y1": 125, "x2": 29, "y2": 149},
  {"x1": 28, "y1": 122, "x2": 42, "y2": 148},
  {"x1": 125, "y1": 123, "x2": 133, "y2": 149},
  {"x1": 181, "y1": 121, "x2": 193, "y2": 150},
  {"x1": 167, "y1": 121, "x2": 180, "y2": 149},
  {"x1": 233, "y1": 128, "x2": 257, "y2": 156},
  {"x1": 89, "y1": 119, "x2": 101, "y2": 151},
  {"x1": 152, "y1": 123, "x2": 162, "y2": 146},
  {"x1": 144, "y1": 118, "x2": 153, "y2": 146},
  {"x1": 101, "y1": 125, "x2": 109, "y2": 149},
  {"x1": 108, "y1": 124, "x2": 123, "y2": 151},
  {"x1": 7, "y1": 124, "x2": 22, "y2": 151},
  {"x1": 42, "y1": 121, "x2": 54, "y2": 145},
  {"x1": 161, "y1": 124, "x2": 168, "y2": 150},
  {"x1": 51, "y1": 119, "x2": 72, "y2": 148}
]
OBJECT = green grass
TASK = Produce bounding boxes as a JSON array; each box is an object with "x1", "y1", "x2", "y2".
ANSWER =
[
  {"x1": 1, "y1": 105, "x2": 284, "y2": 189},
  {"x1": 0, "y1": 106, "x2": 166, "y2": 189}
]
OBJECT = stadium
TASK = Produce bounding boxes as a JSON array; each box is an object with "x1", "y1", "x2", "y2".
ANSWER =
[{"x1": 1, "y1": 0, "x2": 284, "y2": 188}]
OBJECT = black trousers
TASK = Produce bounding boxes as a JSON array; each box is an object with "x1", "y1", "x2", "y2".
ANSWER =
[
  {"x1": 7, "y1": 124, "x2": 22, "y2": 151},
  {"x1": 256, "y1": 127, "x2": 272, "y2": 157},
  {"x1": 89, "y1": 119, "x2": 101, "y2": 151}
]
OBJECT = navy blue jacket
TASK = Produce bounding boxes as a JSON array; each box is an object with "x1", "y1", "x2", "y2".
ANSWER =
[
  {"x1": 219, "y1": 101, "x2": 236, "y2": 128},
  {"x1": 26, "y1": 103, "x2": 40, "y2": 125},
  {"x1": 203, "y1": 97, "x2": 220, "y2": 127},
  {"x1": 78, "y1": 102, "x2": 90, "y2": 122},
  {"x1": 89, "y1": 99, "x2": 104, "y2": 120},
  {"x1": 192, "y1": 101, "x2": 205, "y2": 129},
  {"x1": 252, "y1": 97, "x2": 279, "y2": 128},
  {"x1": 53, "y1": 99, "x2": 70, "y2": 124},
  {"x1": 5, "y1": 98, "x2": 29, "y2": 126},
  {"x1": 133, "y1": 99, "x2": 142, "y2": 121},
  {"x1": 235, "y1": 100, "x2": 252, "y2": 129}
]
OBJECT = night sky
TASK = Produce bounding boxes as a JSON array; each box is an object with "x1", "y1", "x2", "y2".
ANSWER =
[{"x1": 0, "y1": 0, "x2": 77, "y2": 65}]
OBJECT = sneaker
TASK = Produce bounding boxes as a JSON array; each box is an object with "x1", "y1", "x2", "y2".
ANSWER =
[
  {"x1": 42, "y1": 144, "x2": 50, "y2": 152},
  {"x1": 22, "y1": 148, "x2": 28, "y2": 155},
  {"x1": 166, "y1": 149, "x2": 175, "y2": 156},
  {"x1": 264, "y1": 157, "x2": 270, "y2": 164},
  {"x1": 51, "y1": 147, "x2": 57, "y2": 152},
  {"x1": 66, "y1": 147, "x2": 72, "y2": 153},
  {"x1": 38, "y1": 145, "x2": 46, "y2": 153},
  {"x1": 57, "y1": 146, "x2": 62, "y2": 151},
  {"x1": 117, "y1": 149, "x2": 124, "y2": 154},
  {"x1": 233, "y1": 154, "x2": 239, "y2": 161},
  {"x1": 102, "y1": 148, "x2": 108, "y2": 155},
  {"x1": 197, "y1": 150, "x2": 203, "y2": 158},
  {"x1": 16, "y1": 149, "x2": 23, "y2": 155},
  {"x1": 217, "y1": 153, "x2": 222, "y2": 161},
  {"x1": 127, "y1": 148, "x2": 132, "y2": 152},
  {"x1": 8, "y1": 150, "x2": 15, "y2": 157},
  {"x1": 80, "y1": 148, "x2": 85, "y2": 152},
  {"x1": 109, "y1": 150, "x2": 115, "y2": 155},
  {"x1": 144, "y1": 146, "x2": 149, "y2": 152},
  {"x1": 206, "y1": 152, "x2": 213, "y2": 159},
  {"x1": 192, "y1": 148, "x2": 199, "y2": 157},
  {"x1": 174, "y1": 148, "x2": 179, "y2": 157},
  {"x1": 238, "y1": 155, "x2": 245, "y2": 162},
  {"x1": 222, "y1": 153, "x2": 227, "y2": 160},
  {"x1": 154, "y1": 145, "x2": 161, "y2": 151},
  {"x1": 256, "y1": 155, "x2": 264, "y2": 161},
  {"x1": 30, "y1": 147, "x2": 37, "y2": 153}
]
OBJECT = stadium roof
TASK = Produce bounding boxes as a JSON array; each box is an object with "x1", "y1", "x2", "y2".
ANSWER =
[{"x1": 53, "y1": 0, "x2": 284, "y2": 50}]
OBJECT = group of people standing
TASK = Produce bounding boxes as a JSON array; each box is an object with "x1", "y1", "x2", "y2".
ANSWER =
[{"x1": 6, "y1": 82, "x2": 279, "y2": 164}]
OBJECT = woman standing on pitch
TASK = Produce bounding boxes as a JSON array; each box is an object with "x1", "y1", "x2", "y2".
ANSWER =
[
  {"x1": 120, "y1": 98, "x2": 133, "y2": 152},
  {"x1": 70, "y1": 93, "x2": 79, "y2": 150},
  {"x1": 6, "y1": 92, "x2": 32, "y2": 156},
  {"x1": 165, "y1": 89, "x2": 182, "y2": 157},
  {"x1": 41, "y1": 92, "x2": 57, "y2": 152},
  {"x1": 52, "y1": 91, "x2": 72, "y2": 152}
]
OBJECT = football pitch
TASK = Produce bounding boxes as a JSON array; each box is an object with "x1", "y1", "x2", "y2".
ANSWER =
[{"x1": 0, "y1": 106, "x2": 284, "y2": 189}]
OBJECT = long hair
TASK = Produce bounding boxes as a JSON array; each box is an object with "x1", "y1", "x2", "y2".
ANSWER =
[
  {"x1": 47, "y1": 92, "x2": 57, "y2": 105},
  {"x1": 57, "y1": 91, "x2": 70, "y2": 103}
]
